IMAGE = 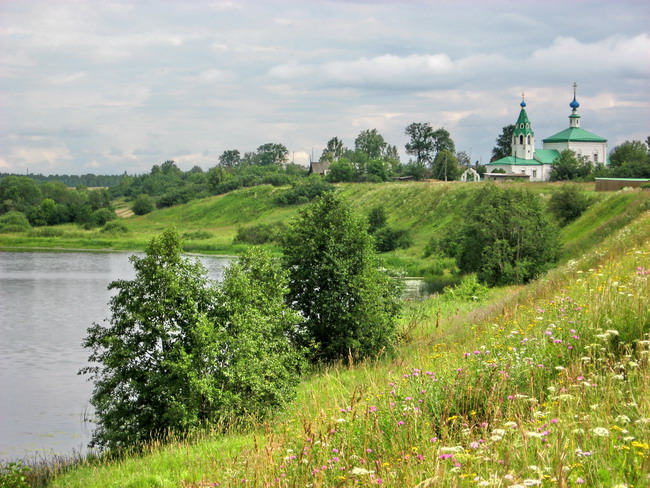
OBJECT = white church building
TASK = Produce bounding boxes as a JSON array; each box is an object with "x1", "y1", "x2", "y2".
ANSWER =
[{"x1": 486, "y1": 85, "x2": 608, "y2": 181}]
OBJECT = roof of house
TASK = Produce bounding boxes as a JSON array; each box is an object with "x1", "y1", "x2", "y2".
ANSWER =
[{"x1": 543, "y1": 127, "x2": 607, "y2": 143}]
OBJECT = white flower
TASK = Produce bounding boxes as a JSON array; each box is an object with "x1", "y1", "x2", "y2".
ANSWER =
[
  {"x1": 350, "y1": 467, "x2": 374, "y2": 475},
  {"x1": 492, "y1": 428, "x2": 506, "y2": 436},
  {"x1": 523, "y1": 480, "x2": 542, "y2": 486},
  {"x1": 504, "y1": 421, "x2": 518, "y2": 428},
  {"x1": 615, "y1": 415, "x2": 631, "y2": 424},
  {"x1": 592, "y1": 427, "x2": 610, "y2": 437}
]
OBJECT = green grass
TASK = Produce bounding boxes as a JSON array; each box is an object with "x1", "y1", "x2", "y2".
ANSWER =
[{"x1": 40, "y1": 206, "x2": 650, "y2": 487}]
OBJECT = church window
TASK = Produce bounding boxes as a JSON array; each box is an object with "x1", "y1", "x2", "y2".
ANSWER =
[
  {"x1": 526, "y1": 123, "x2": 529, "y2": 129},
  {"x1": 593, "y1": 153, "x2": 598, "y2": 162},
  {"x1": 527, "y1": 135, "x2": 531, "y2": 145},
  {"x1": 520, "y1": 123, "x2": 524, "y2": 129},
  {"x1": 532, "y1": 170, "x2": 537, "y2": 178},
  {"x1": 519, "y1": 135, "x2": 523, "y2": 144}
]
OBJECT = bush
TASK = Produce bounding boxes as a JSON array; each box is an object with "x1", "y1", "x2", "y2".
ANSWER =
[
  {"x1": 275, "y1": 177, "x2": 334, "y2": 205},
  {"x1": 374, "y1": 227, "x2": 412, "y2": 252},
  {"x1": 234, "y1": 222, "x2": 287, "y2": 245},
  {"x1": 81, "y1": 229, "x2": 305, "y2": 451},
  {"x1": 0, "y1": 211, "x2": 31, "y2": 233},
  {"x1": 0, "y1": 461, "x2": 30, "y2": 488},
  {"x1": 182, "y1": 230, "x2": 213, "y2": 240},
  {"x1": 547, "y1": 185, "x2": 592, "y2": 226},
  {"x1": 101, "y1": 221, "x2": 129, "y2": 234},
  {"x1": 282, "y1": 192, "x2": 402, "y2": 362},
  {"x1": 444, "y1": 185, "x2": 559, "y2": 286},
  {"x1": 132, "y1": 194, "x2": 155, "y2": 215}
]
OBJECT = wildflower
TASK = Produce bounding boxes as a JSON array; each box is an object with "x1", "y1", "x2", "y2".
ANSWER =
[
  {"x1": 523, "y1": 480, "x2": 542, "y2": 486},
  {"x1": 591, "y1": 427, "x2": 610, "y2": 437},
  {"x1": 576, "y1": 478, "x2": 585, "y2": 484}
]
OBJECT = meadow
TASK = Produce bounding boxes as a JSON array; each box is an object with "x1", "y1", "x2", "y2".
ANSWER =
[{"x1": 38, "y1": 195, "x2": 649, "y2": 487}]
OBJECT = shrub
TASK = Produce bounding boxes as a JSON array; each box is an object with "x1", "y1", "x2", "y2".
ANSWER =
[
  {"x1": 367, "y1": 206, "x2": 387, "y2": 234},
  {"x1": 234, "y1": 222, "x2": 286, "y2": 245},
  {"x1": 132, "y1": 194, "x2": 155, "y2": 215},
  {"x1": 282, "y1": 192, "x2": 402, "y2": 362},
  {"x1": 0, "y1": 211, "x2": 31, "y2": 233},
  {"x1": 182, "y1": 230, "x2": 213, "y2": 240},
  {"x1": 275, "y1": 177, "x2": 334, "y2": 205},
  {"x1": 0, "y1": 461, "x2": 30, "y2": 488},
  {"x1": 101, "y1": 221, "x2": 129, "y2": 234},
  {"x1": 547, "y1": 185, "x2": 592, "y2": 226},
  {"x1": 444, "y1": 185, "x2": 559, "y2": 286},
  {"x1": 373, "y1": 227, "x2": 412, "y2": 252},
  {"x1": 81, "y1": 229, "x2": 305, "y2": 451}
]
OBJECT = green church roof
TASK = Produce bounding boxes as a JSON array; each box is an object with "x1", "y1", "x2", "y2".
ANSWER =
[
  {"x1": 543, "y1": 127, "x2": 607, "y2": 143},
  {"x1": 487, "y1": 149, "x2": 560, "y2": 167},
  {"x1": 513, "y1": 108, "x2": 534, "y2": 136}
]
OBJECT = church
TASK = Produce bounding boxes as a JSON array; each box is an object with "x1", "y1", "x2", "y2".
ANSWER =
[{"x1": 485, "y1": 84, "x2": 608, "y2": 181}]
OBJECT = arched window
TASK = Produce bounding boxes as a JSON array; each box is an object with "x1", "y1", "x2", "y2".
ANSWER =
[
  {"x1": 519, "y1": 135, "x2": 524, "y2": 144},
  {"x1": 527, "y1": 135, "x2": 531, "y2": 145}
]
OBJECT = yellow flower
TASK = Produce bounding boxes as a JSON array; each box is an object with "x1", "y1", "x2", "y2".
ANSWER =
[{"x1": 631, "y1": 441, "x2": 649, "y2": 450}]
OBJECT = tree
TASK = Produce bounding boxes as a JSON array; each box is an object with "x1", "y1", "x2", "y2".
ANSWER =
[
  {"x1": 0, "y1": 176, "x2": 43, "y2": 214},
  {"x1": 431, "y1": 128, "x2": 455, "y2": 157},
  {"x1": 405, "y1": 122, "x2": 435, "y2": 167},
  {"x1": 320, "y1": 137, "x2": 346, "y2": 162},
  {"x1": 431, "y1": 149, "x2": 460, "y2": 181},
  {"x1": 256, "y1": 143, "x2": 289, "y2": 166},
  {"x1": 608, "y1": 140, "x2": 649, "y2": 168},
  {"x1": 355, "y1": 129, "x2": 387, "y2": 159},
  {"x1": 219, "y1": 149, "x2": 241, "y2": 168},
  {"x1": 326, "y1": 159, "x2": 357, "y2": 182},
  {"x1": 81, "y1": 229, "x2": 304, "y2": 450},
  {"x1": 282, "y1": 192, "x2": 401, "y2": 362},
  {"x1": 491, "y1": 124, "x2": 515, "y2": 161},
  {"x1": 443, "y1": 185, "x2": 559, "y2": 286},
  {"x1": 132, "y1": 194, "x2": 155, "y2": 215},
  {"x1": 547, "y1": 185, "x2": 592, "y2": 226},
  {"x1": 367, "y1": 206, "x2": 387, "y2": 234},
  {"x1": 549, "y1": 150, "x2": 592, "y2": 181},
  {"x1": 456, "y1": 151, "x2": 471, "y2": 168}
]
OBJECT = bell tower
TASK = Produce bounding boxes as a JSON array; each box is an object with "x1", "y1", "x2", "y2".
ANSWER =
[{"x1": 511, "y1": 93, "x2": 536, "y2": 160}]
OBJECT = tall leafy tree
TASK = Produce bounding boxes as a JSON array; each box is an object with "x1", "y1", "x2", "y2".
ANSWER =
[
  {"x1": 405, "y1": 122, "x2": 435, "y2": 166},
  {"x1": 431, "y1": 149, "x2": 460, "y2": 181},
  {"x1": 256, "y1": 143, "x2": 289, "y2": 166},
  {"x1": 491, "y1": 124, "x2": 515, "y2": 161},
  {"x1": 355, "y1": 129, "x2": 387, "y2": 159},
  {"x1": 443, "y1": 185, "x2": 559, "y2": 286},
  {"x1": 320, "y1": 137, "x2": 346, "y2": 162},
  {"x1": 81, "y1": 229, "x2": 304, "y2": 451},
  {"x1": 431, "y1": 128, "x2": 455, "y2": 157},
  {"x1": 550, "y1": 150, "x2": 592, "y2": 181},
  {"x1": 219, "y1": 149, "x2": 241, "y2": 168},
  {"x1": 608, "y1": 140, "x2": 650, "y2": 172},
  {"x1": 282, "y1": 192, "x2": 401, "y2": 362}
]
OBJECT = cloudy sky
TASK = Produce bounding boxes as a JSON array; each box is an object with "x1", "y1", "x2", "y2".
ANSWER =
[{"x1": 1, "y1": 0, "x2": 649, "y2": 175}]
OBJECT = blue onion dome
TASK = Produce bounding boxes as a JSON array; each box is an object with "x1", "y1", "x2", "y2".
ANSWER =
[
  {"x1": 520, "y1": 99, "x2": 527, "y2": 108},
  {"x1": 570, "y1": 96, "x2": 580, "y2": 109}
]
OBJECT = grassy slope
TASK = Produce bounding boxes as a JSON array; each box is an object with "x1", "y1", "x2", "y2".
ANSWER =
[
  {"x1": 41, "y1": 187, "x2": 650, "y2": 487},
  {"x1": 3, "y1": 181, "x2": 648, "y2": 271}
]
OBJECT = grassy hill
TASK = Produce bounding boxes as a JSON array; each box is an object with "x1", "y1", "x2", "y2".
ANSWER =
[
  {"x1": 31, "y1": 184, "x2": 650, "y2": 487},
  {"x1": 2, "y1": 181, "x2": 649, "y2": 277}
]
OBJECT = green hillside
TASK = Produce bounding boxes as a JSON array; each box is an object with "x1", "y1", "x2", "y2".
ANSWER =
[
  {"x1": 26, "y1": 185, "x2": 648, "y2": 488},
  {"x1": 3, "y1": 182, "x2": 649, "y2": 275}
]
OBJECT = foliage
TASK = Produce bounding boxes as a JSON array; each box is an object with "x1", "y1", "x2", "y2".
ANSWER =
[
  {"x1": 405, "y1": 122, "x2": 436, "y2": 166},
  {"x1": 608, "y1": 140, "x2": 649, "y2": 168},
  {"x1": 373, "y1": 227, "x2": 412, "y2": 252},
  {"x1": 443, "y1": 185, "x2": 559, "y2": 285},
  {"x1": 219, "y1": 149, "x2": 241, "y2": 168},
  {"x1": 0, "y1": 461, "x2": 30, "y2": 488},
  {"x1": 548, "y1": 185, "x2": 592, "y2": 226},
  {"x1": 254, "y1": 143, "x2": 289, "y2": 166},
  {"x1": 0, "y1": 176, "x2": 43, "y2": 214},
  {"x1": 441, "y1": 273, "x2": 489, "y2": 301},
  {"x1": 320, "y1": 137, "x2": 346, "y2": 162},
  {"x1": 0, "y1": 211, "x2": 31, "y2": 233},
  {"x1": 431, "y1": 149, "x2": 460, "y2": 181},
  {"x1": 367, "y1": 206, "x2": 387, "y2": 234},
  {"x1": 355, "y1": 129, "x2": 387, "y2": 159},
  {"x1": 491, "y1": 123, "x2": 514, "y2": 161},
  {"x1": 81, "y1": 229, "x2": 305, "y2": 451},
  {"x1": 326, "y1": 159, "x2": 357, "y2": 182},
  {"x1": 550, "y1": 149, "x2": 593, "y2": 181},
  {"x1": 101, "y1": 221, "x2": 129, "y2": 235},
  {"x1": 233, "y1": 222, "x2": 287, "y2": 245},
  {"x1": 275, "y1": 176, "x2": 334, "y2": 205},
  {"x1": 132, "y1": 194, "x2": 155, "y2": 215},
  {"x1": 282, "y1": 192, "x2": 402, "y2": 362}
]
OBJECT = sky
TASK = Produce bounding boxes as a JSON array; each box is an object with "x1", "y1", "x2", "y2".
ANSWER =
[{"x1": 1, "y1": 0, "x2": 649, "y2": 176}]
